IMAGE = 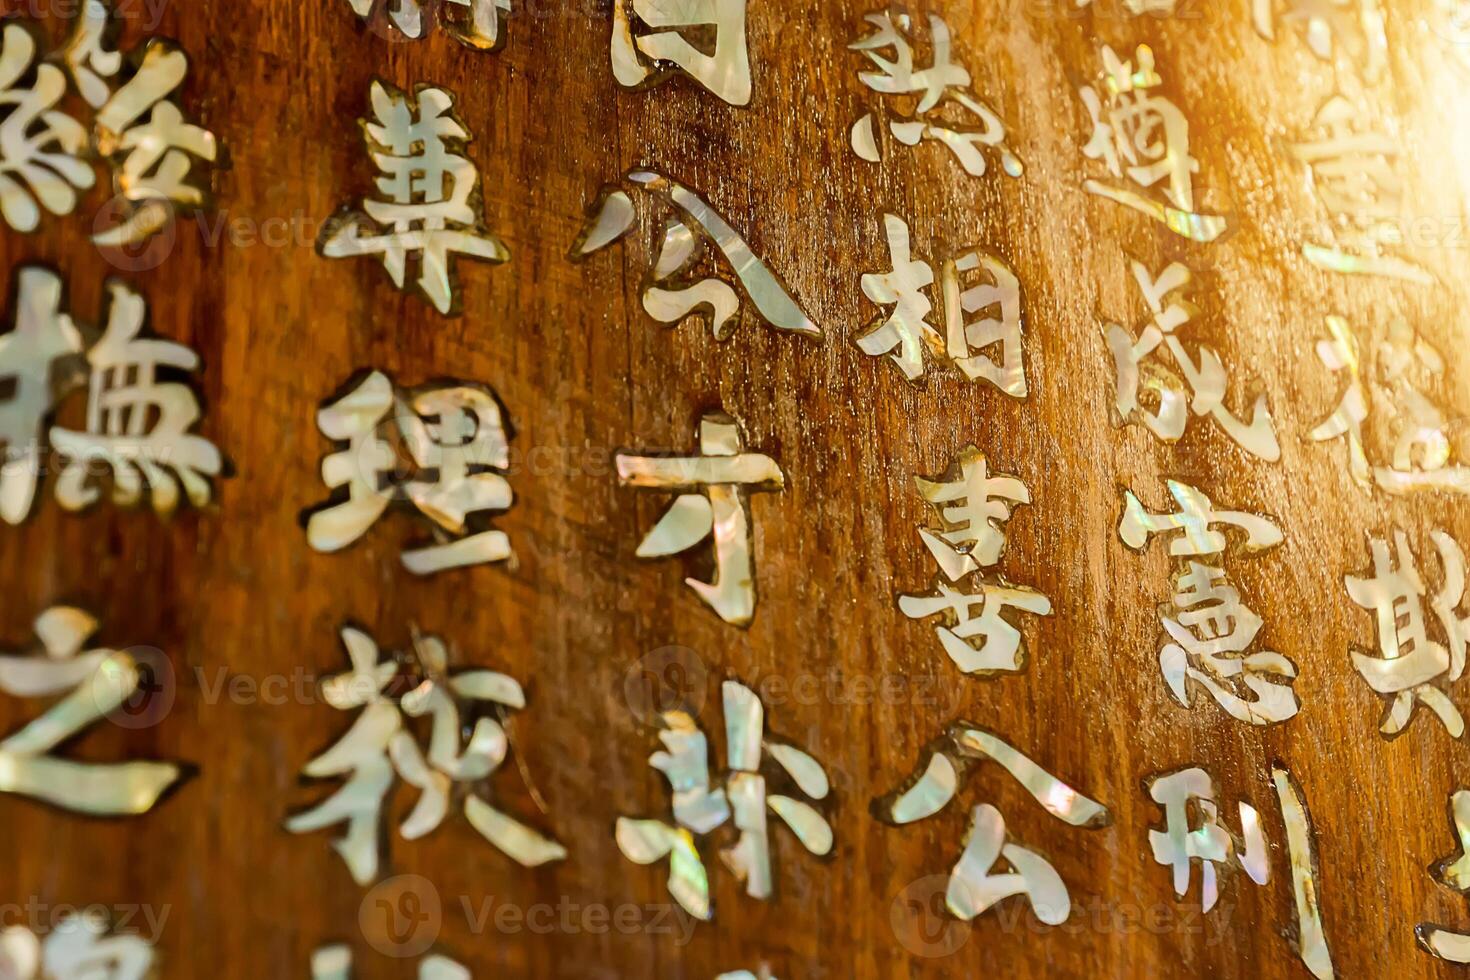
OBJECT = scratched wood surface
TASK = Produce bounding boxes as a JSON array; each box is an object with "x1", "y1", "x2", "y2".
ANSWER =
[{"x1": 2, "y1": 0, "x2": 1470, "y2": 977}]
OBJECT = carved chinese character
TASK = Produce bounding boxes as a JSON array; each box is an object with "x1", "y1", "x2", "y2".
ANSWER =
[
  {"x1": 312, "y1": 945, "x2": 468, "y2": 979},
  {"x1": 897, "y1": 448, "x2": 1050, "y2": 676},
  {"x1": 89, "y1": 39, "x2": 219, "y2": 247},
  {"x1": 49, "y1": 0, "x2": 222, "y2": 247},
  {"x1": 0, "y1": 266, "x2": 222, "y2": 525},
  {"x1": 1146, "y1": 768, "x2": 1269, "y2": 911},
  {"x1": 60, "y1": 0, "x2": 121, "y2": 108},
  {"x1": 0, "y1": 268, "x2": 80, "y2": 524},
  {"x1": 858, "y1": 214, "x2": 1027, "y2": 393},
  {"x1": 859, "y1": 213, "x2": 938, "y2": 379},
  {"x1": 306, "y1": 371, "x2": 514, "y2": 575},
  {"x1": 1285, "y1": 96, "x2": 1429, "y2": 284},
  {"x1": 1419, "y1": 790, "x2": 1470, "y2": 963},
  {"x1": 1079, "y1": 44, "x2": 1227, "y2": 242},
  {"x1": 1310, "y1": 315, "x2": 1372, "y2": 485},
  {"x1": 1143, "y1": 766, "x2": 1334, "y2": 978},
  {"x1": 1345, "y1": 530, "x2": 1468, "y2": 738},
  {"x1": 1273, "y1": 768, "x2": 1335, "y2": 979},
  {"x1": 321, "y1": 81, "x2": 508, "y2": 315},
  {"x1": 1120, "y1": 482, "x2": 1283, "y2": 556},
  {"x1": 0, "y1": 24, "x2": 94, "y2": 233},
  {"x1": 1105, "y1": 259, "x2": 1279, "y2": 461},
  {"x1": 572, "y1": 170, "x2": 820, "y2": 342},
  {"x1": 0, "y1": 607, "x2": 184, "y2": 816},
  {"x1": 848, "y1": 10, "x2": 1021, "y2": 179},
  {"x1": 1121, "y1": 482, "x2": 1299, "y2": 726},
  {"x1": 288, "y1": 626, "x2": 565, "y2": 886},
  {"x1": 1368, "y1": 319, "x2": 1453, "y2": 491},
  {"x1": 1311, "y1": 315, "x2": 1470, "y2": 495},
  {"x1": 875, "y1": 724, "x2": 1109, "y2": 926},
  {"x1": 0, "y1": 2, "x2": 216, "y2": 245},
  {"x1": 338, "y1": 0, "x2": 511, "y2": 49},
  {"x1": 51, "y1": 284, "x2": 222, "y2": 514},
  {"x1": 1253, "y1": 0, "x2": 1387, "y2": 82},
  {"x1": 610, "y1": 0, "x2": 750, "y2": 105},
  {"x1": 617, "y1": 681, "x2": 833, "y2": 921},
  {"x1": 0, "y1": 912, "x2": 156, "y2": 980},
  {"x1": 616, "y1": 413, "x2": 783, "y2": 626}
]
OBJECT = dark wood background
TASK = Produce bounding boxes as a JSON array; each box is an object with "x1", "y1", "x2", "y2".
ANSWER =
[{"x1": 3, "y1": 0, "x2": 1470, "y2": 976}]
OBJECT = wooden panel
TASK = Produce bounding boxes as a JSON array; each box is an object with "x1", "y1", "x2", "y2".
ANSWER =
[{"x1": 1, "y1": 0, "x2": 1468, "y2": 977}]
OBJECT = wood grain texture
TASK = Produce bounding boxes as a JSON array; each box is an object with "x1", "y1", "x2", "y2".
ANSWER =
[{"x1": 1, "y1": 0, "x2": 1469, "y2": 977}]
